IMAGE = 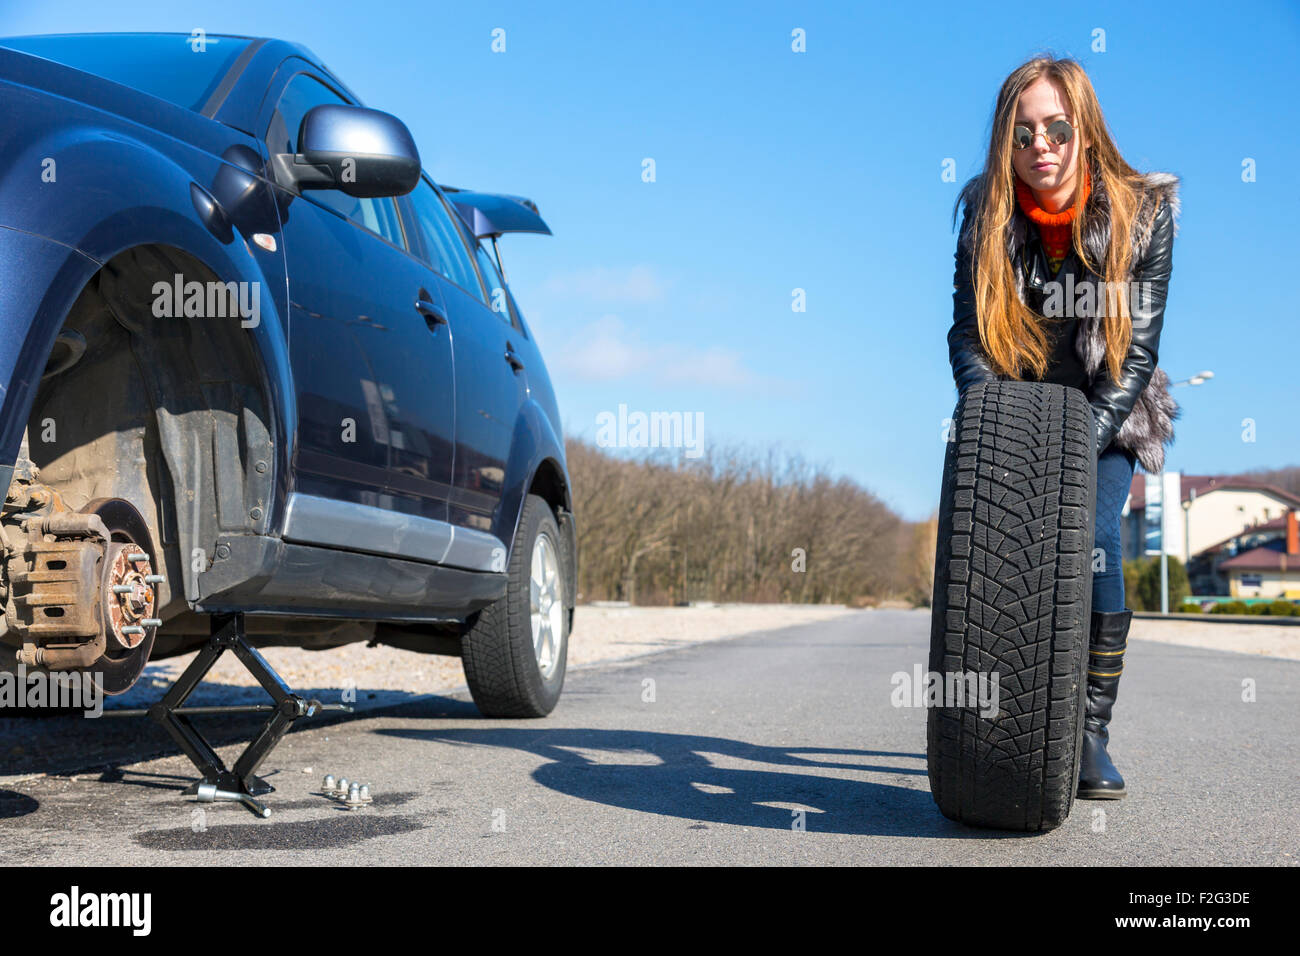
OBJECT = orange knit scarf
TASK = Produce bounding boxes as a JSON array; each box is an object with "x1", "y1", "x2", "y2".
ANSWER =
[{"x1": 1014, "y1": 167, "x2": 1092, "y2": 275}]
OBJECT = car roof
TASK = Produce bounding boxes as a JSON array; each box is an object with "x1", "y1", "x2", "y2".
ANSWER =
[
  {"x1": 0, "y1": 33, "x2": 347, "y2": 132},
  {"x1": 0, "y1": 31, "x2": 324, "y2": 65}
]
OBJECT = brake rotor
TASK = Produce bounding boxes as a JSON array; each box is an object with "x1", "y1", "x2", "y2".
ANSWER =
[{"x1": 82, "y1": 497, "x2": 161, "y2": 695}]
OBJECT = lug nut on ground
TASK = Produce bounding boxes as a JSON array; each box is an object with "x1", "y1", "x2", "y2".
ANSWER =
[{"x1": 319, "y1": 774, "x2": 371, "y2": 806}]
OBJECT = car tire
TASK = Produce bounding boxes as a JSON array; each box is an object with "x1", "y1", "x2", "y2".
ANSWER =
[
  {"x1": 461, "y1": 494, "x2": 570, "y2": 717},
  {"x1": 926, "y1": 381, "x2": 1097, "y2": 831}
]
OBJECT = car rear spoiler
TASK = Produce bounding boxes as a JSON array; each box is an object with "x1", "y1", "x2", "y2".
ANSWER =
[{"x1": 440, "y1": 186, "x2": 552, "y2": 239}]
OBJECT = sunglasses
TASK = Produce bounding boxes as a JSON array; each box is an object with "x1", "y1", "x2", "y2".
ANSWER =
[{"x1": 1012, "y1": 119, "x2": 1075, "y2": 150}]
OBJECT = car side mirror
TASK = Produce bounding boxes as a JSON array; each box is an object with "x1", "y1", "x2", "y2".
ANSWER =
[{"x1": 273, "y1": 104, "x2": 421, "y2": 199}]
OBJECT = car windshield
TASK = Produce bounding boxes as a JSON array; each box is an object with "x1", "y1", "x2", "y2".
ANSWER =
[{"x1": 0, "y1": 33, "x2": 249, "y2": 112}]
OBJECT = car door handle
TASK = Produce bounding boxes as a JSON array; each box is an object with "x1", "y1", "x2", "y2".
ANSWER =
[
  {"x1": 415, "y1": 297, "x2": 447, "y2": 327},
  {"x1": 504, "y1": 346, "x2": 525, "y2": 373}
]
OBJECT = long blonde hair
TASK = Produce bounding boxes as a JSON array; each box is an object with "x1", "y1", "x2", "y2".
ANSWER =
[{"x1": 956, "y1": 56, "x2": 1165, "y2": 382}]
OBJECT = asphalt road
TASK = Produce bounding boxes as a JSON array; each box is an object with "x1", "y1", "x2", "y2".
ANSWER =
[{"x1": 1, "y1": 609, "x2": 1295, "y2": 865}]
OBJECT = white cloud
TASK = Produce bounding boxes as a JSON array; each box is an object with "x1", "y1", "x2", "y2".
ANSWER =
[
  {"x1": 661, "y1": 348, "x2": 757, "y2": 388},
  {"x1": 541, "y1": 265, "x2": 669, "y2": 304},
  {"x1": 553, "y1": 315, "x2": 765, "y2": 390}
]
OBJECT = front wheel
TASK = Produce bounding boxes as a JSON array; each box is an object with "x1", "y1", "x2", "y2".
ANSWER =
[{"x1": 461, "y1": 494, "x2": 570, "y2": 717}]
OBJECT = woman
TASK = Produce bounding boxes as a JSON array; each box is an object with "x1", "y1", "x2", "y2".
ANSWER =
[{"x1": 948, "y1": 56, "x2": 1180, "y2": 801}]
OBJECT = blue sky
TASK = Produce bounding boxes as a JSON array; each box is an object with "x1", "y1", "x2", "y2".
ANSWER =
[{"x1": 4, "y1": 0, "x2": 1297, "y2": 519}]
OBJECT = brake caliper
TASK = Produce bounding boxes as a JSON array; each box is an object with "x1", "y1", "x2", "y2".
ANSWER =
[{"x1": 6, "y1": 511, "x2": 111, "y2": 670}]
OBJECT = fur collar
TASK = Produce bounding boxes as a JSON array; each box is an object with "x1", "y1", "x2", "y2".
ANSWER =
[
  {"x1": 957, "y1": 166, "x2": 1183, "y2": 472},
  {"x1": 1003, "y1": 164, "x2": 1181, "y2": 273}
]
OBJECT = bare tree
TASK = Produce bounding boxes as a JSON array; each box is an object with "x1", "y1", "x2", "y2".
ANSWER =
[{"x1": 566, "y1": 438, "x2": 936, "y2": 606}]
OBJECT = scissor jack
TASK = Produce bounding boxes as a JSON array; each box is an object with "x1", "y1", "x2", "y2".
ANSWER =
[{"x1": 112, "y1": 612, "x2": 351, "y2": 817}]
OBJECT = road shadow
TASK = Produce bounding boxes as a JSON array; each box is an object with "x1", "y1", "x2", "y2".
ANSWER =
[
  {"x1": 374, "y1": 726, "x2": 1017, "y2": 838},
  {"x1": 0, "y1": 789, "x2": 39, "y2": 819}
]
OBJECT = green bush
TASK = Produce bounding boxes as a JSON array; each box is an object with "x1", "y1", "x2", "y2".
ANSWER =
[
  {"x1": 1180, "y1": 601, "x2": 1204, "y2": 613},
  {"x1": 1123, "y1": 558, "x2": 1149, "y2": 611},
  {"x1": 1247, "y1": 602, "x2": 1271, "y2": 615},
  {"x1": 1211, "y1": 601, "x2": 1249, "y2": 615},
  {"x1": 1122, "y1": 555, "x2": 1189, "y2": 612},
  {"x1": 1264, "y1": 600, "x2": 1295, "y2": 617}
]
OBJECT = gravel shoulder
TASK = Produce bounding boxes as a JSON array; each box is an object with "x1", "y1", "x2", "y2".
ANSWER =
[{"x1": 1130, "y1": 617, "x2": 1300, "y2": 661}]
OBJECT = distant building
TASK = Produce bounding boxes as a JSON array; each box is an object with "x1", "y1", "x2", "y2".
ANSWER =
[
  {"x1": 1216, "y1": 511, "x2": 1300, "y2": 598},
  {"x1": 1120, "y1": 475, "x2": 1300, "y2": 595}
]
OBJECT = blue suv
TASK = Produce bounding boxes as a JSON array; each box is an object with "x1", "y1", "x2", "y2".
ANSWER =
[{"x1": 0, "y1": 33, "x2": 576, "y2": 716}]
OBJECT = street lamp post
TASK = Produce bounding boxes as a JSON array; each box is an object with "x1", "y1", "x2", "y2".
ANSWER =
[{"x1": 1160, "y1": 371, "x2": 1214, "y2": 614}]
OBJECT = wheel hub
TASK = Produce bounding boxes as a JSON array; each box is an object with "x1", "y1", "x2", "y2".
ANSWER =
[{"x1": 105, "y1": 541, "x2": 156, "y2": 650}]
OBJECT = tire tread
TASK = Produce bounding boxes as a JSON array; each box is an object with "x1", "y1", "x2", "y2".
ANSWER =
[{"x1": 927, "y1": 381, "x2": 1096, "y2": 831}]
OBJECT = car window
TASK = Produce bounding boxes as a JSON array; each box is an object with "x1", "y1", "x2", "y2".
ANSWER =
[
  {"x1": 407, "y1": 179, "x2": 481, "y2": 294},
  {"x1": 472, "y1": 241, "x2": 514, "y2": 325},
  {"x1": 265, "y1": 72, "x2": 405, "y2": 248}
]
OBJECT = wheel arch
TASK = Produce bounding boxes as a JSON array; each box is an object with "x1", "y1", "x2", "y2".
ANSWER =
[
  {"x1": 16, "y1": 239, "x2": 294, "y2": 619},
  {"x1": 501, "y1": 400, "x2": 576, "y2": 608}
]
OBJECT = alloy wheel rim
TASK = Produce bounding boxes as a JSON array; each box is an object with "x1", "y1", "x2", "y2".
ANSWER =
[{"x1": 530, "y1": 532, "x2": 564, "y2": 679}]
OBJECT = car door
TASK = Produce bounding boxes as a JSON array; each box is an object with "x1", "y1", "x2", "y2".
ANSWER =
[
  {"x1": 260, "y1": 65, "x2": 456, "y2": 528},
  {"x1": 403, "y1": 177, "x2": 526, "y2": 565}
]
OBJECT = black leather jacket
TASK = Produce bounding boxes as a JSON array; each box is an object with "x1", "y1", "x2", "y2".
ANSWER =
[{"x1": 949, "y1": 197, "x2": 1175, "y2": 457}]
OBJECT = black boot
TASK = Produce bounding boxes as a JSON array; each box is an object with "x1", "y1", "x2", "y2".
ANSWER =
[{"x1": 1078, "y1": 609, "x2": 1131, "y2": 799}]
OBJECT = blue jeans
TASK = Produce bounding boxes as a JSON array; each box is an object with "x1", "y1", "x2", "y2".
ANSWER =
[{"x1": 1093, "y1": 447, "x2": 1137, "y2": 613}]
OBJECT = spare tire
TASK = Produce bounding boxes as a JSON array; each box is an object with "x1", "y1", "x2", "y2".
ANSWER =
[{"x1": 927, "y1": 381, "x2": 1097, "y2": 831}]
